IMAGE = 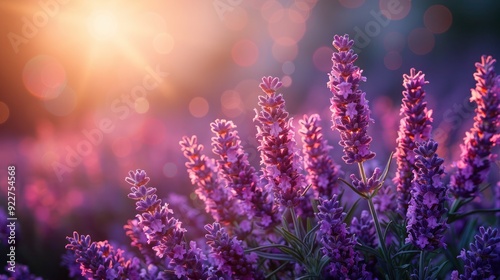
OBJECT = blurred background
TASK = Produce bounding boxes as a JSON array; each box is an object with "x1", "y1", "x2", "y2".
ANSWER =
[{"x1": 0, "y1": 0, "x2": 499, "y2": 278}]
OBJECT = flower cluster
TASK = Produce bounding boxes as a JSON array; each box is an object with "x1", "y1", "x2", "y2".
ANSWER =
[
  {"x1": 210, "y1": 119, "x2": 278, "y2": 228},
  {"x1": 65, "y1": 231, "x2": 142, "y2": 279},
  {"x1": 327, "y1": 34, "x2": 375, "y2": 164},
  {"x1": 405, "y1": 140, "x2": 448, "y2": 251},
  {"x1": 56, "y1": 34, "x2": 500, "y2": 280},
  {"x1": 451, "y1": 55, "x2": 500, "y2": 198},
  {"x1": 126, "y1": 169, "x2": 208, "y2": 279},
  {"x1": 394, "y1": 68, "x2": 433, "y2": 215},
  {"x1": 316, "y1": 195, "x2": 370, "y2": 279},
  {"x1": 204, "y1": 222, "x2": 260, "y2": 279},
  {"x1": 254, "y1": 76, "x2": 306, "y2": 209},
  {"x1": 451, "y1": 226, "x2": 500, "y2": 280},
  {"x1": 180, "y1": 136, "x2": 240, "y2": 225},
  {"x1": 298, "y1": 114, "x2": 343, "y2": 199}
]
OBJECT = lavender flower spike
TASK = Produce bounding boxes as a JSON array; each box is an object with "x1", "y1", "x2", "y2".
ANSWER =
[
  {"x1": 254, "y1": 76, "x2": 306, "y2": 209},
  {"x1": 205, "y1": 222, "x2": 261, "y2": 279},
  {"x1": 299, "y1": 114, "x2": 343, "y2": 199},
  {"x1": 405, "y1": 140, "x2": 448, "y2": 251},
  {"x1": 180, "y1": 136, "x2": 240, "y2": 224},
  {"x1": 451, "y1": 226, "x2": 500, "y2": 280},
  {"x1": 394, "y1": 68, "x2": 433, "y2": 215},
  {"x1": 316, "y1": 195, "x2": 371, "y2": 279},
  {"x1": 451, "y1": 55, "x2": 500, "y2": 198},
  {"x1": 327, "y1": 34, "x2": 375, "y2": 164},
  {"x1": 211, "y1": 119, "x2": 278, "y2": 227}
]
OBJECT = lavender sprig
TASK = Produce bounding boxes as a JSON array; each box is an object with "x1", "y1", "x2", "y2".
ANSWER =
[
  {"x1": 211, "y1": 119, "x2": 278, "y2": 228},
  {"x1": 126, "y1": 169, "x2": 208, "y2": 279},
  {"x1": 405, "y1": 140, "x2": 448, "y2": 251},
  {"x1": 254, "y1": 76, "x2": 306, "y2": 210},
  {"x1": 180, "y1": 136, "x2": 240, "y2": 225},
  {"x1": 394, "y1": 68, "x2": 433, "y2": 215},
  {"x1": 316, "y1": 195, "x2": 371, "y2": 279},
  {"x1": 65, "y1": 231, "x2": 142, "y2": 279},
  {"x1": 299, "y1": 114, "x2": 343, "y2": 199},
  {"x1": 451, "y1": 55, "x2": 500, "y2": 198},
  {"x1": 451, "y1": 226, "x2": 500, "y2": 280},
  {"x1": 204, "y1": 222, "x2": 261, "y2": 279},
  {"x1": 327, "y1": 34, "x2": 375, "y2": 164}
]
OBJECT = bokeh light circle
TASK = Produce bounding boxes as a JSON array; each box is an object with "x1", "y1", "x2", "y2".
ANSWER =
[
  {"x1": 424, "y1": 5, "x2": 452, "y2": 34},
  {"x1": 408, "y1": 28, "x2": 435, "y2": 55},
  {"x1": 281, "y1": 75, "x2": 292, "y2": 88},
  {"x1": 23, "y1": 55, "x2": 67, "y2": 100},
  {"x1": 189, "y1": 97, "x2": 209, "y2": 118},
  {"x1": 153, "y1": 33, "x2": 175, "y2": 54},
  {"x1": 232, "y1": 39, "x2": 259, "y2": 67},
  {"x1": 163, "y1": 162, "x2": 178, "y2": 178},
  {"x1": 221, "y1": 90, "x2": 242, "y2": 109},
  {"x1": 134, "y1": 97, "x2": 150, "y2": 114},
  {"x1": 261, "y1": 1, "x2": 285, "y2": 23},
  {"x1": 384, "y1": 51, "x2": 403, "y2": 70},
  {"x1": 0, "y1": 102, "x2": 9, "y2": 124},
  {"x1": 313, "y1": 46, "x2": 333, "y2": 72},
  {"x1": 379, "y1": 0, "x2": 411, "y2": 21},
  {"x1": 43, "y1": 86, "x2": 77, "y2": 116}
]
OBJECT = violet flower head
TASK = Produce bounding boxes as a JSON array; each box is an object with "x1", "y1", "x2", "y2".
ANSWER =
[
  {"x1": 316, "y1": 195, "x2": 371, "y2": 279},
  {"x1": 451, "y1": 55, "x2": 500, "y2": 198},
  {"x1": 327, "y1": 34, "x2": 375, "y2": 164},
  {"x1": 350, "y1": 167, "x2": 383, "y2": 196},
  {"x1": 126, "y1": 169, "x2": 209, "y2": 279},
  {"x1": 394, "y1": 68, "x2": 433, "y2": 215},
  {"x1": 180, "y1": 136, "x2": 240, "y2": 224},
  {"x1": 299, "y1": 114, "x2": 343, "y2": 199},
  {"x1": 204, "y1": 222, "x2": 261, "y2": 279},
  {"x1": 405, "y1": 139, "x2": 448, "y2": 251},
  {"x1": 65, "y1": 231, "x2": 141, "y2": 279},
  {"x1": 254, "y1": 76, "x2": 306, "y2": 210},
  {"x1": 351, "y1": 210, "x2": 377, "y2": 247},
  {"x1": 0, "y1": 264, "x2": 42, "y2": 280},
  {"x1": 451, "y1": 226, "x2": 500, "y2": 280},
  {"x1": 211, "y1": 119, "x2": 279, "y2": 228}
]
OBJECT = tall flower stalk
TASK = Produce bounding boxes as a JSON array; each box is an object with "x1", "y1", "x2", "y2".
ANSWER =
[
  {"x1": 327, "y1": 34, "x2": 375, "y2": 165},
  {"x1": 450, "y1": 55, "x2": 500, "y2": 198},
  {"x1": 299, "y1": 114, "x2": 343, "y2": 199},
  {"x1": 394, "y1": 68, "x2": 433, "y2": 215},
  {"x1": 254, "y1": 76, "x2": 306, "y2": 211},
  {"x1": 210, "y1": 119, "x2": 278, "y2": 228}
]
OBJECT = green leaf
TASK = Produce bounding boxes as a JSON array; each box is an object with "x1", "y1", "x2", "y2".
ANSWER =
[
  {"x1": 392, "y1": 250, "x2": 421, "y2": 258},
  {"x1": 380, "y1": 151, "x2": 394, "y2": 183},
  {"x1": 277, "y1": 246, "x2": 303, "y2": 262},
  {"x1": 344, "y1": 198, "x2": 362, "y2": 224},
  {"x1": 278, "y1": 227, "x2": 306, "y2": 249},
  {"x1": 264, "y1": 261, "x2": 290, "y2": 278},
  {"x1": 252, "y1": 251, "x2": 295, "y2": 261},
  {"x1": 245, "y1": 244, "x2": 292, "y2": 253}
]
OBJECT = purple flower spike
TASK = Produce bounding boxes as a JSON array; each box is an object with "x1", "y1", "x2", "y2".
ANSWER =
[
  {"x1": 327, "y1": 34, "x2": 375, "y2": 164},
  {"x1": 351, "y1": 210, "x2": 377, "y2": 247},
  {"x1": 405, "y1": 139, "x2": 448, "y2": 251},
  {"x1": 205, "y1": 222, "x2": 261, "y2": 279},
  {"x1": 451, "y1": 55, "x2": 500, "y2": 198},
  {"x1": 394, "y1": 68, "x2": 433, "y2": 215},
  {"x1": 299, "y1": 114, "x2": 343, "y2": 199},
  {"x1": 451, "y1": 226, "x2": 500, "y2": 280},
  {"x1": 316, "y1": 195, "x2": 371, "y2": 279},
  {"x1": 180, "y1": 135, "x2": 240, "y2": 225},
  {"x1": 211, "y1": 119, "x2": 278, "y2": 228},
  {"x1": 254, "y1": 76, "x2": 306, "y2": 210}
]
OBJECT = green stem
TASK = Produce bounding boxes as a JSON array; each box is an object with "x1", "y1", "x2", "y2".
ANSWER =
[
  {"x1": 419, "y1": 250, "x2": 425, "y2": 280},
  {"x1": 358, "y1": 162, "x2": 368, "y2": 184},
  {"x1": 368, "y1": 195, "x2": 395, "y2": 279},
  {"x1": 289, "y1": 207, "x2": 303, "y2": 239}
]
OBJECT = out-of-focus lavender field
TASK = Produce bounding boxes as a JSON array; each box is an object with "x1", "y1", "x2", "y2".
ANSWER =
[{"x1": 0, "y1": 1, "x2": 499, "y2": 278}]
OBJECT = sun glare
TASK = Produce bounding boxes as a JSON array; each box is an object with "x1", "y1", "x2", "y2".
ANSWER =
[{"x1": 87, "y1": 10, "x2": 118, "y2": 40}]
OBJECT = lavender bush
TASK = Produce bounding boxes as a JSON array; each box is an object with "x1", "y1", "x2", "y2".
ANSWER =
[{"x1": 2, "y1": 33, "x2": 497, "y2": 279}]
